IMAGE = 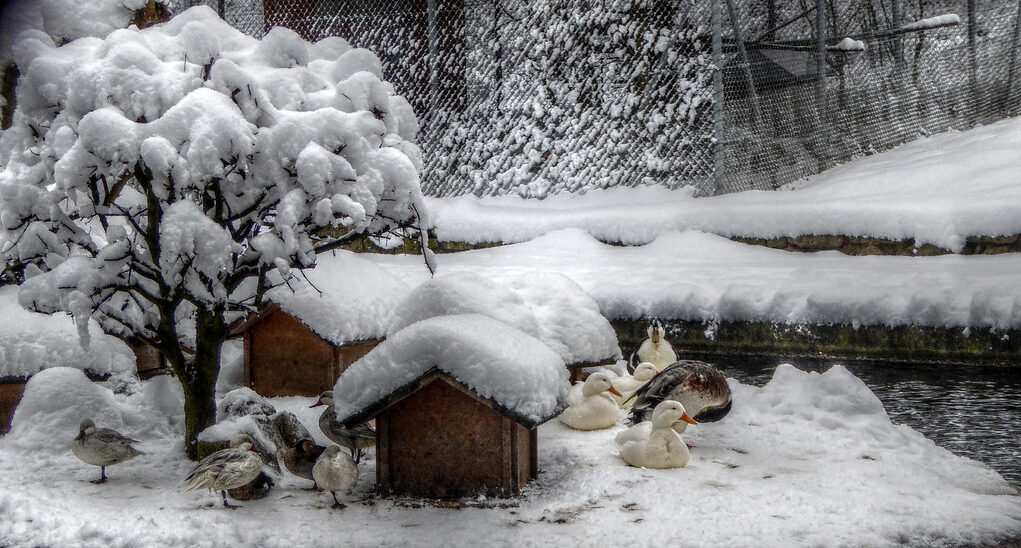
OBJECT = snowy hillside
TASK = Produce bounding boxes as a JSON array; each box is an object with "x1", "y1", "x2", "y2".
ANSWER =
[
  {"x1": 424, "y1": 116, "x2": 1021, "y2": 251},
  {"x1": 1, "y1": 364, "x2": 1018, "y2": 547}
]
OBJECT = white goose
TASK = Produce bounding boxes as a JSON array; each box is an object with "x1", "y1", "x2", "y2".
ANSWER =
[
  {"x1": 629, "y1": 319, "x2": 677, "y2": 372},
  {"x1": 184, "y1": 434, "x2": 264, "y2": 509},
  {"x1": 559, "y1": 372, "x2": 623, "y2": 431},
  {"x1": 610, "y1": 362, "x2": 658, "y2": 408},
  {"x1": 312, "y1": 445, "x2": 359, "y2": 509},
  {"x1": 615, "y1": 400, "x2": 697, "y2": 469}
]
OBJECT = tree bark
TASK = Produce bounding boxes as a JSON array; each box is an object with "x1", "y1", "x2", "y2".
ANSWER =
[{"x1": 174, "y1": 307, "x2": 229, "y2": 459}]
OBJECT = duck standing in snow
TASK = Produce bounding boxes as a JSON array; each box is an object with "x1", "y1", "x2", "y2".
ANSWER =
[
  {"x1": 559, "y1": 372, "x2": 624, "y2": 430},
  {"x1": 311, "y1": 391, "x2": 375, "y2": 463},
  {"x1": 626, "y1": 360, "x2": 732, "y2": 427},
  {"x1": 611, "y1": 362, "x2": 659, "y2": 408},
  {"x1": 628, "y1": 319, "x2": 677, "y2": 372},
  {"x1": 616, "y1": 400, "x2": 697, "y2": 469},
  {"x1": 71, "y1": 419, "x2": 145, "y2": 484},
  {"x1": 312, "y1": 445, "x2": 359, "y2": 509},
  {"x1": 282, "y1": 438, "x2": 326, "y2": 490},
  {"x1": 184, "y1": 434, "x2": 264, "y2": 509}
]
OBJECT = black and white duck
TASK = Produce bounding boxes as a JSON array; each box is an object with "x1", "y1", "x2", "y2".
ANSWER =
[
  {"x1": 628, "y1": 319, "x2": 677, "y2": 372},
  {"x1": 625, "y1": 360, "x2": 732, "y2": 427}
]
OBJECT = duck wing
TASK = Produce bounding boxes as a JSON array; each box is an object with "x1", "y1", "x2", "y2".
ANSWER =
[{"x1": 625, "y1": 360, "x2": 731, "y2": 424}]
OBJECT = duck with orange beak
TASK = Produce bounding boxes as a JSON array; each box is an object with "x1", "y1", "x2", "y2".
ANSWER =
[
  {"x1": 559, "y1": 372, "x2": 625, "y2": 430},
  {"x1": 616, "y1": 400, "x2": 698, "y2": 469}
]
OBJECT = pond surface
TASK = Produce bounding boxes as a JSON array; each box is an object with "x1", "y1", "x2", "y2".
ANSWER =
[{"x1": 711, "y1": 356, "x2": 1021, "y2": 489}]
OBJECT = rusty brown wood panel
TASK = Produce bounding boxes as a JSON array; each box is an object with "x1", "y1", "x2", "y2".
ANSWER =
[
  {"x1": 248, "y1": 310, "x2": 335, "y2": 397},
  {"x1": 0, "y1": 382, "x2": 26, "y2": 435}
]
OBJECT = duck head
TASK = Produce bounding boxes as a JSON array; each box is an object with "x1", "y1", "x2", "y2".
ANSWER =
[
  {"x1": 583, "y1": 372, "x2": 624, "y2": 398},
  {"x1": 633, "y1": 362, "x2": 658, "y2": 382},
  {"x1": 648, "y1": 319, "x2": 665, "y2": 344},
  {"x1": 651, "y1": 400, "x2": 697, "y2": 429},
  {"x1": 229, "y1": 433, "x2": 258, "y2": 451},
  {"x1": 75, "y1": 418, "x2": 96, "y2": 440},
  {"x1": 310, "y1": 391, "x2": 334, "y2": 408}
]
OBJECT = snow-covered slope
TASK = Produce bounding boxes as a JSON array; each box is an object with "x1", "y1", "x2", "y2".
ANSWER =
[
  {"x1": 0, "y1": 364, "x2": 1017, "y2": 546},
  {"x1": 368, "y1": 229, "x2": 1021, "y2": 330},
  {"x1": 425, "y1": 116, "x2": 1021, "y2": 251}
]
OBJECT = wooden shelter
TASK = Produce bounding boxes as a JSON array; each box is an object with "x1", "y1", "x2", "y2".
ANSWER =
[
  {"x1": 348, "y1": 369, "x2": 545, "y2": 497},
  {"x1": 0, "y1": 376, "x2": 26, "y2": 435},
  {"x1": 230, "y1": 303, "x2": 381, "y2": 397}
]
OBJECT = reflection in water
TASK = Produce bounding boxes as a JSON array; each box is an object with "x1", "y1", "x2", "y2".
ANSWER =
[{"x1": 711, "y1": 356, "x2": 1021, "y2": 489}]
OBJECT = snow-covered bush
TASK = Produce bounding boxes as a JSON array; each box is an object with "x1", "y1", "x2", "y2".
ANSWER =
[{"x1": 0, "y1": 6, "x2": 429, "y2": 457}]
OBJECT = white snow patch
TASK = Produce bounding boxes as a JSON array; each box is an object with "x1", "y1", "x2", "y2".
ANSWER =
[
  {"x1": 423, "y1": 116, "x2": 1021, "y2": 251},
  {"x1": 334, "y1": 314, "x2": 569, "y2": 424},
  {"x1": 902, "y1": 13, "x2": 961, "y2": 32}
]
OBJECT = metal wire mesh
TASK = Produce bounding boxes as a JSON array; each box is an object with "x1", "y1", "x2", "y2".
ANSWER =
[{"x1": 174, "y1": 0, "x2": 1021, "y2": 197}]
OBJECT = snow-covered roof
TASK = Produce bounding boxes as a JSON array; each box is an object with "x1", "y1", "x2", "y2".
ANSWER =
[
  {"x1": 0, "y1": 286, "x2": 136, "y2": 379},
  {"x1": 333, "y1": 314, "x2": 570, "y2": 427},
  {"x1": 388, "y1": 272, "x2": 621, "y2": 366},
  {"x1": 240, "y1": 250, "x2": 411, "y2": 346}
]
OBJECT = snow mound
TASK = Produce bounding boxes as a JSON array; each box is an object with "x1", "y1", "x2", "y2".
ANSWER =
[
  {"x1": 265, "y1": 251, "x2": 411, "y2": 345},
  {"x1": 334, "y1": 314, "x2": 569, "y2": 425},
  {"x1": 389, "y1": 272, "x2": 620, "y2": 365},
  {"x1": 7, "y1": 368, "x2": 127, "y2": 450},
  {"x1": 0, "y1": 287, "x2": 136, "y2": 379}
]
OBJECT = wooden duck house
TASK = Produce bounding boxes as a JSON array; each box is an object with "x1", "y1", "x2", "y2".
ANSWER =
[
  {"x1": 0, "y1": 376, "x2": 26, "y2": 435},
  {"x1": 333, "y1": 314, "x2": 570, "y2": 498},
  {"x1": 228, "y1": 251, "x2": 410, "y2": 398}
]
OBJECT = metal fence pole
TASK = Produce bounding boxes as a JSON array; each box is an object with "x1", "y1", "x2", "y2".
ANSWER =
[
  {"x1": 428, "y1": 0, "x2": 439, "y2": 114},
  {"x1": 968, "y1": 0, "x2": 979, "y2": 124},
  {"x1": 1007, "y1": 0, "x2": 1021, "y2": 111},
  {"x1": 712, "y1": 0, "x2": 724, "y2": 195}
]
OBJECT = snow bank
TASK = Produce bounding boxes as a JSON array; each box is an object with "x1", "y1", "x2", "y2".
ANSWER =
[
  {"x1": 390, "y1": 272, "x2": 620, "y2": 365},
  {"x1": 334, "y1": 314, "x2": 569, "y2": 424},
  {"x1": 369, "y1": 229, "x2": 1021, "y2": 330},
  {"x1": 266, "y1": 250, "x2": 411, "y2": 345},
  {"x1": 8, "y1": 367, "x2": 129, "y2": 450},
  {"x1": 0, "y1": 286, "x2": 136, "y2": 379},
  {"x1": 423, "y1": 116, "x2": 1021, "y2": 251}
]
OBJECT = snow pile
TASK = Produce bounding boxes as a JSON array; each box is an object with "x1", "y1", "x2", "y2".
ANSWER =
[
  {"x1": 334, "y1": 314, "x2": 569, "y2": 424},
  {"x1": 423, "y1": 116, "x2": 1021, "y2": 250},
  {"x1": 371, "y1": 228, "x2": 1021, "y2": 330},
  {"x1": 7, "y1": 368, "x2": 130, "y2": 450},
  {"x1": 0, "y1": 0, "x2": 144, "y2": 69},
  {"x1": 265, "y1": 250, "x2": 411, "y2": 345},
  {"x1": 831, "y1": 37, "x2": 865, "y2": 51},
  {"x1": 0, "y1": 286, "x2": 136, "y2": 379},
  {"x1": 389, "y1": 272, "x2": 620, "y2": 365}
]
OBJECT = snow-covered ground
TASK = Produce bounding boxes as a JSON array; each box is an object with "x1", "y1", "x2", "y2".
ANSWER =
[
  {"x1": 425, "y1": 116, "x2": 1021, "y2": 251},
  {"x1": 365, "y1": 229, "x2": 1021, "y2": 330},
  {"x1": 1, "y1": 364, "x2": 1018, "y2": 547}
]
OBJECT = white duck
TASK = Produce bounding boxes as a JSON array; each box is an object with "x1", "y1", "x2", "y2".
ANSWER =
[
  {"x1": 71, "y1": 418, "x2": 145, "y2": 484},
  {"x1": 559, "y1": 372, "x2": 623, "y2": 431},
  {"x1": 184, "y1": 434, "x2": 264, "y2": 509},
  {"x1": 312, "y1": 445, "x2": 359, "y2": 509},
  {"x1": 615, "y1": 400, "x2": 697, "y2": 469},
  {"x1": 629, "y1": 319, "x2": 677, "y2": 372},
  {"x1": 610, "y1": 362, "x2": 658, "y2": 408}
]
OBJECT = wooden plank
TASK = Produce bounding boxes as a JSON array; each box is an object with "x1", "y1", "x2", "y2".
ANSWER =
[{"x1": 376, "y1": 411, "x2": 390, "y2": 494}]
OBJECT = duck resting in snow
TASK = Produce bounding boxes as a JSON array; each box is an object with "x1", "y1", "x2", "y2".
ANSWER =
[
  {"x1": 616, "y1": 400, "x2": 697, "y2": 469},
  {"x1": 184, "y1": 433, "x2": 264, "y2": 509},
  {"x1": 559, "y1": 372, "x2": 624, "y2": 430},
  {"x1": 71, "y1": 418, "x2": 145, "y2": 484},
  {"x1": 625, "y1": 360, "x2": 732, "y2": 428},
  {"x1": 628, "y1": 319, "x2": 677, "y2": 373},
  {"x1": 610, "y1": 362, "x2": 658, "y2": 408},
  {"x1": 282, "y1": 438, "x2": 326, "y2": 490},
  {"x1": 311, "y1": 391, "x2": 375, "y2": 463}
]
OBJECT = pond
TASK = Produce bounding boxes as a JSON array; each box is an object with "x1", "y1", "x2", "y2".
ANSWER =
[{"x1": 711, "y1": 356, "x2": 1021, "y2": 490}]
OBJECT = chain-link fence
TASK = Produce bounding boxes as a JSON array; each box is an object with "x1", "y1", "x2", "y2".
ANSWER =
[{"x1": 174, "y1": 0, "x2": 1021, "y2": 198}]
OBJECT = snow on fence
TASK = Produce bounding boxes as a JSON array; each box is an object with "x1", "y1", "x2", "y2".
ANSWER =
[{"x1": 172, "y1": 0, "x2": 1021, "y2": 199}]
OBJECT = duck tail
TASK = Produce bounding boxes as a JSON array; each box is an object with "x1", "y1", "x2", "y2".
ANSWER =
[{"x1": 626, "y1": 406, "x2": 653, "y2": 426}]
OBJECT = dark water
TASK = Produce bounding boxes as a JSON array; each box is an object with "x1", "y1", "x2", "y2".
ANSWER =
[{"x1": 709, "y1": 356, "x2": 1021, "y2": 489}]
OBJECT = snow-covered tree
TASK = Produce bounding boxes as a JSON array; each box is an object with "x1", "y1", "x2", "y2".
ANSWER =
[{"x1": 0, "y1": 6, "x2": 430, "y2": 457}]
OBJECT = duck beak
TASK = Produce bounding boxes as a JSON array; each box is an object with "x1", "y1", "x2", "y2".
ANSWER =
[
  {"x1": 608, "y1": 386, "x2": 624, "y2": 398},
  {"x1": 309, "y1": 399, "x2": 324, "y2": 408},
  {"x1": 680, "y1": 413, "x2": 698, "y2": 426},
  {"x1": 74, "y1": 430, "x2": 85, "y2": 440},
  {"x1": 650, "y1": 331, "x2": 660, "y2": 343}
]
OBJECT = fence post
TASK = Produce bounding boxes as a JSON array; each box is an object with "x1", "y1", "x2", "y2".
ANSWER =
[
  {"x1": 815, "y1": 0, "x2": 827, "y2": 169},
  {"x1": 723, "y1": 0, "x2": 763, "y2": 132},
  {"x1": 712, "y1": 0, "x2": 725, "y2": 195},
  {"x1": 1007, "y1": 0, "x2": 1021, "y2": 112},
  {"x1": 428, "y1": 0, "x2": 439, "y2": 114}
]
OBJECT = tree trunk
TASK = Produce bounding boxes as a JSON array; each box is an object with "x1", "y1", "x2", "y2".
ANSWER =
[{"x1": 173, "y1": 308, "x2": 229, "y2": 460}]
